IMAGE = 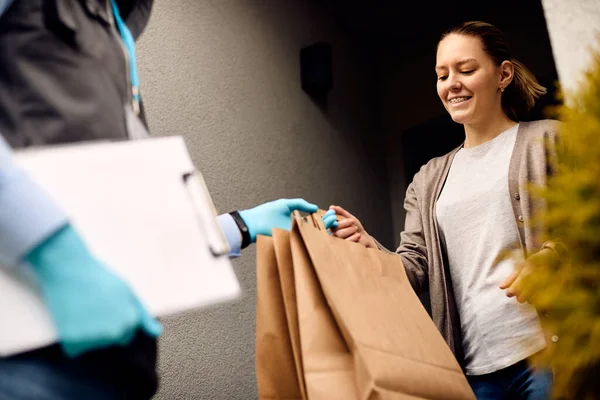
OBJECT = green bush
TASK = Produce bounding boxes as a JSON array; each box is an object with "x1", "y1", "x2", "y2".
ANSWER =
[{"x1": 523, "y1": 49, "x2": 600, "y2": 399}]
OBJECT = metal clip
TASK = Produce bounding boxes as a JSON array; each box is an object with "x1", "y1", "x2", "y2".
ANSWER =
[{"x1": 182, "y1": 171, "x2": 230, "y2": 257}]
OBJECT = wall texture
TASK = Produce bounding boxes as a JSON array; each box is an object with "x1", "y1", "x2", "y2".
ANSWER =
[{"x1": 136, "y1": 0, "x2": 394, "y2": 398}]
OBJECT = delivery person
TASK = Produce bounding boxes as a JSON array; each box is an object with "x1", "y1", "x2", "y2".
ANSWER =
[{"x1": 0, "y1": 0, "x2": 317, "y2": 398}]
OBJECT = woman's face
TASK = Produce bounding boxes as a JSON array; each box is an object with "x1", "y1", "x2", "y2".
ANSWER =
[{"x1": 436, "y1": 34, "x2": 504, "y2": 126}]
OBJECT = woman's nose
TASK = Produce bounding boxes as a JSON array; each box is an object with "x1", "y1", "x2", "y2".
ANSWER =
[{"x1": 446, "y1": 73, "x2": 462, "y2": 91}]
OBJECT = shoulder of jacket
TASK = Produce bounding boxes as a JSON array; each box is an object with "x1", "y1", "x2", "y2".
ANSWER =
[
  {"x1": 411, "y1": 146, "x2": 460, "y2": 189},
  {"x1": 519, "y1": 119, "x2": 562, "y2": 139}
]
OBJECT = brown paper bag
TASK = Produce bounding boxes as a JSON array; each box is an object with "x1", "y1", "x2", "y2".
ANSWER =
[
  {"x1": 256, "y1": 225, "x2": 356, "y2": 400},
  {"x1": 272, "y1": 229, "x2": 307, "y2": 400},
  {"x1": 289, "y1": 223, "x2": 359, "y2": 400},
  {"x1": 295, "y1": 212, "x2": 475, "y2": 400},
  {"x1": 256, "y1": 235, "x2": 303, "y2": 399}
]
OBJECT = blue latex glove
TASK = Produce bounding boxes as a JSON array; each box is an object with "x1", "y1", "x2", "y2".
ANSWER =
[
  {"x1": 322, "y1": 208, "x2": 338, "y2": 229},
  {"x1": 25, "y1": 225, "x2": 162, "y2": 358},
  {"x1": 239, "y1": 198, "x2": 318, "y2": 242}
]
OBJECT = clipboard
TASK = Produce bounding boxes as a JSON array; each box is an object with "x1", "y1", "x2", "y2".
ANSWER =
[{"x1": 0, "y1": 136, "x2": 241, "y2": 356}]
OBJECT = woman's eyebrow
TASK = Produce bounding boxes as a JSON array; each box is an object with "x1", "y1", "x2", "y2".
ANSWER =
[{"x1": 435, "y1": 58, "x2": 478, "y2": 72}]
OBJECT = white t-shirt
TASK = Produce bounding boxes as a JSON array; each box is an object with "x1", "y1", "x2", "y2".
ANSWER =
[{"x1": 436, "y1": 124, "x2": 546, "y2": 375}]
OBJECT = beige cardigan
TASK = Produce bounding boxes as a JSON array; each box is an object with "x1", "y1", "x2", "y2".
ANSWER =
[{"x1": 377, "y1": 119, "x2": 561, "y2": 367}]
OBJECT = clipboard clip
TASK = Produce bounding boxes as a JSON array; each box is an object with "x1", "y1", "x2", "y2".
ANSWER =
[{"x1": 182, "y1": 171, "x2": 231, "y2": 257}]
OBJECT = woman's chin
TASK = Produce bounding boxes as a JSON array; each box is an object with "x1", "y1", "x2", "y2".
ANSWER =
[
  {"x1": 450, "y1": 116, "x2": 466, "y2": 125},
  {"x1": 449, "y1": 112, "x2": 473, "y2": 125}
]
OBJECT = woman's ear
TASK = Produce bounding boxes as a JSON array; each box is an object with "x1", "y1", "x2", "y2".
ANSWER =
[{"x1": 499, "y1": 60, "x2": 515, "y2": 89}]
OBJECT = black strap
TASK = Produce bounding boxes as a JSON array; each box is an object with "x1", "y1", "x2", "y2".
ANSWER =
[{"x1": 229, "y1": 211, "x2": 251, "y2": 249}]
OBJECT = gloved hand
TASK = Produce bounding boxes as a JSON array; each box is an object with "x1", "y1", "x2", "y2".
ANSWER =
[
  {"x1": 322, "y1": 208, "x2": 339, "y2": 229},
  {"x1": 25, "y1": 225, "x2": 162, "y2": 358},
  {"x1": 239, "y1": 198, "x2": 318, "y2": 242}
]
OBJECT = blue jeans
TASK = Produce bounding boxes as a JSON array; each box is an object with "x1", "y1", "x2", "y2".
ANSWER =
[
  {"x1": 467, "y1": 360, "x2": 553, "y2": 400},
  {"x1": 0, "y1": 332, "x2": 157, "y2": 400}
]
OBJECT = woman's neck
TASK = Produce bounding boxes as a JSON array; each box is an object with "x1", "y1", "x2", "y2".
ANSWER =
[{"x1": 463, "y1": 112, "x2": 517, "y2": 148}]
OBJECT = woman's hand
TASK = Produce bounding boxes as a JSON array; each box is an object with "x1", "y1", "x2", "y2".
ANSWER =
[
  {"x1": 322, "y1": 205, "x2": 378, "y2": 249},
  {"x1": 499, "y1": 248, "x2": 557, "y2": 303}
]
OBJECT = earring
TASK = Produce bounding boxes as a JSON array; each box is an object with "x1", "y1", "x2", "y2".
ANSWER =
[{"x1": 500, "y1": 87, "x2": 505, "y2": 92}]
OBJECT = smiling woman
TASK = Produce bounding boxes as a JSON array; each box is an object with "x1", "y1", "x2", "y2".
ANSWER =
[
  {"x1": 323, "y1": 21, "x2": 562, "y2": 400},
  {"x1": 435, "y1": 22, "x2": 547, "y2": 147}
]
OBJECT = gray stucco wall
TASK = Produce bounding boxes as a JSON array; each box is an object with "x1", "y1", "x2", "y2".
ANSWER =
[{"x1": 136, "y1": 0, "x2": 394, "y2": 398}]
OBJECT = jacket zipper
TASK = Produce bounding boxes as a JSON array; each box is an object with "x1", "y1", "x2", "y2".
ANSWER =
[{"x1": 106, "y1": 0, "x2": 139, "y2": 119}]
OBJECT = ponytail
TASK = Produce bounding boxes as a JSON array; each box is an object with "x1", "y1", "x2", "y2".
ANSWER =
[{"x1": 503, "y1": 59, "x2": 547, "y2": 121}]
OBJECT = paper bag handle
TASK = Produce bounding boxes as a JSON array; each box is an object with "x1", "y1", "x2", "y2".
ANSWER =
[
  {"x1": 311, "y1": 211, "x2": 327, "y2": 231},
  {"x1": 292, "y1": 210, "x2": 327, "y2": 231}
]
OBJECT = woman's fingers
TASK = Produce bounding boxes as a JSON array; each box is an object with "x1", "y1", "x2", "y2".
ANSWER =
[
  {"x1": 347, "y1": 232, "x2": 361, "y2": 242},
  {"x1": 333, "y1": 226, "x2": 358, "y2": 239},
  {"x1": 326, "y1": 207, "x2": 369, "y2": 245},
  {"x1": 505, "y1": 273, "x2": 524, "y2": 299},
  {"x1": 334, "y1": 218, "x2": 356, "y2": 230},
  {"x1": 330, "y1": 205, "x2": 354, "y2": 219},
  {"x1": 499, "y1": 269, "x2": 520, "y2": 289}
]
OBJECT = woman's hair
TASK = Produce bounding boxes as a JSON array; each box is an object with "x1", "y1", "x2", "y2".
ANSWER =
[{"x1": 440, "y1": 21, "x2": 547, "y2": 121}]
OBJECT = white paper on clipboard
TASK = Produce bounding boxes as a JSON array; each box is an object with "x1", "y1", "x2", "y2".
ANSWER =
[{"x1": 0, "y1": 136, "x2": 241, "y2": 356}]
